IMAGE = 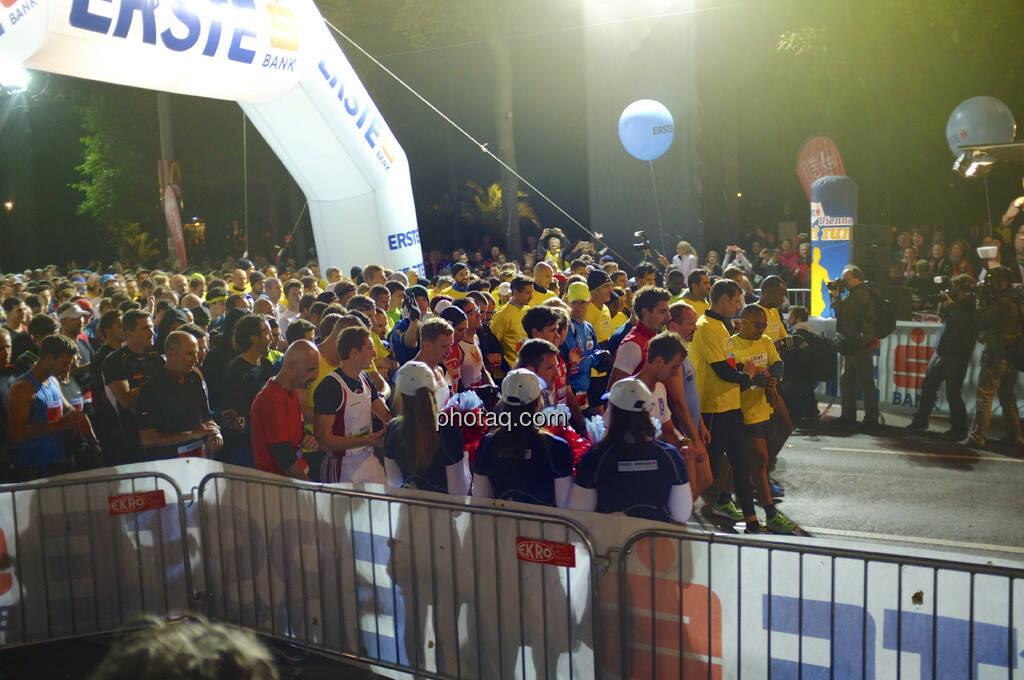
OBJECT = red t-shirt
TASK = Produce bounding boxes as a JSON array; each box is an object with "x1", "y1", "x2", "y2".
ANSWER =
[{"x1": 250, "y1": 379, "x2": 307, "y2": 475}]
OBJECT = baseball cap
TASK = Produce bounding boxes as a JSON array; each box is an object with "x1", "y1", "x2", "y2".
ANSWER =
[
  {"x1": 451, "y1": 262, "x2": 468, "y2": 276},
  {"x1": 394, "y1": 361, "x2": 437, "y2": 397},
  {"x1": 567, "y1": 281, "x2": 590, "y2": 303},
  {"x1": 439, "y1": 305, "x2": 467, "y2": 327},
  {"x1": 600, "y1": 255, "x2": 616, "y2": 264},
  {"x1": 57, "y1": 302, "x2": 90, "y2": 320},
  {"x1": 606, "y1": 378, "x2": 653, "y2": 413},
  {"x1": 587, "y1": 269, "x2": 611, "y2": 292},
  {"x1": 99, "y1": 274, "x2": 115, "y2": 284},
  {"x1": 500, "y1": 368, "x2": 545, "y2": 406}
]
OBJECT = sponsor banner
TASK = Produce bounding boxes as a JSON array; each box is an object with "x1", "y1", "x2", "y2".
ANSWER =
[
  {"x1": 108, "y1": 489, "x2": 166, "y2": 515},
  {"x1": 516, "y1": 537, "x2": 576, "y2": 568},
  {"x1": 810, "y1": 176, "x2": 857, "y2": 319},
  {"x1": 811, "y1": 319, "x2": 1024, "y2": 415},
  {"x1": 796, "y1": 136, "x2": 846, "y2": 201}
]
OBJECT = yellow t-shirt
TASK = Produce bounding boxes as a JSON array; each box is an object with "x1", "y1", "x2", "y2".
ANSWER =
[
  {"x1": 438, "y1": 286, "x2": 469, "y2": 300},
  {"x1": 689, "y1": 314, "x2": 741, "y2": 414},
  {"x1": 668, "y1": 292, "x2": 685, "y2": 305},
  {"x1": 610, "y1": 311, "x2": 629, "y2": 333},
  {"x1": 490, "y1": 302, "x2": 529, "y2": 366},
  {"x1": 584, "y1": 302, "x2": 613, "y2": 343},
  {"x1": 755, "y1": 304, "x2": 788, "y2": 341},
  {"x1": 370, "y1": 332, "x2": 390, "y2": 374},
  {"x1": 530, "y1": 288, "x2": 558, "y2": 307},
  {"x1": 303, "y1": 353, "x2": 340, "y2": 411},
  {"x1": 731, "y1": 334, "x2": 781, "y2": 425},
  {"x1": 683, "y1": 295, "x2": 709, "y2": 318}
]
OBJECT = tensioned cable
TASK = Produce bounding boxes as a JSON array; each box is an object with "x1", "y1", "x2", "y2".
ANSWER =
[{"x1": 323, "y1": 17, "x2": 636, "y2": 266}]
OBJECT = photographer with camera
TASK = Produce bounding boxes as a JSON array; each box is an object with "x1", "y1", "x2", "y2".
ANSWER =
[
  {"x1": 633, "y1": 230, "x2": 671, "y2": 271},
  {"x1": 906, "y1": 274, "x2": 977, "y2": 440},
  {"x1": 966, "y1": 266, "x2": 1023, "y2": 447},
  {"x1": 830, "y1": 265, "x2": 880, "y2": 428},
  {"x1": 537, "y1": 228, "x2": 571, "y2": 271}
]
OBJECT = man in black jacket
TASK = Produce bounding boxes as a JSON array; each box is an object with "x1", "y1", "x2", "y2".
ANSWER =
[
  {"x1": 966, "y1": 267, "x2": 1023, "y2": 447},
  {"x1": 906, "y1": 274, "x2": 977, "y2": 439},
  {"x1": 830, "y1": 265, "x2": 879, "y2": 427}
]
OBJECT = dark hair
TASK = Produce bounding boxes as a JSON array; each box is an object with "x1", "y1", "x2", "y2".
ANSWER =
[
  {"x1": 740, "y1": 304, "x2": 767, "y2": 321},
  {"x1": 233, "y1": 314, "x2": 266, "y2": 352},
  {"x1": 346, "y1": 294, "x2": 376, "y2": 314},
  {"x1": 591, "y1": 405, "x2": 656, "y2": 455},
  {"x1": 635, "y1": 263, "x2": 657, "y2": 281},
  {"x1": 633, "y1": 286, "x2": 670, "y2": 316},
  {"x1": 122, "y1": 309, "x2": 151, "y2": 334},
  {"x1": 647, "y1": 331, "x2": 686, "y2": 365},
  {"x1": 516, "y1": 338, "x2": 558, "y2": 371},
  {"x1": 521, "y1": 305, "x2": 560, "y2": 338},
  {"x1": 179, "y1": 323, "x2": 208, "y2": 343},
  {"x1": 760, "y1": 275, "x2": 786, "y2": 292},
  {"x1": 24, "y1": 294, "x2": 42, "y2": 309},
  {"x1": 284, "y1": 318, "x2": 316, "y2": 345},
  {"x1": 99, "y1": 309, "x2": 123, "y2": 333},
  {"x1": 486, "y1": 399, "x2": 541, "y2": 461},
  {"x1": 368, "y1": 284, "x2": 390, "y2": 304},
  {"x1": 666, "y1": 269, "x2": 685, "y2": 282},
  {"x1": 392, "y1": 390, "x2": 442, "y2": 476},
  {"x1": 385, "y1": 280, "x2": 405, "y2": 294},
  {"x1": 687, "y1": 269, "x2": 709, "y2": 288},
  {"x1": 309, "y1": 301, "x2": 328, "y2": 321},
  {"x1": 570, "y1": 258, "x2": 588, "y2": 271},
  {"x1": 710, "y1": 279, "x2": 741, "y2": 304},
  {"x1": 789, "y1": 305, "x2": 809, "y2": 322},
  {"x1": 39, "y1": 333, "x2": 77, "y2": 360},
  {"x1": 298, "y1": 293, "x2": 316, "y2": 314},
  {"x1": 283, "y1": 279, "x2": 302, "y2": 295},
  {"x1": 2, "y1": 297, "x2": 22, "y2": 313},
  {"x1": 27, "y1": 313, "x2": 58, "y2": 339},
  {"x1": 337, "y1": 325, "x2": 371, "y2": 360},
  {"x1": 318, "y1": 313, "x2": 344, "y2": 338},
  {"x1": 510, "y1": 275, "x2": 534, "y2": 294}
]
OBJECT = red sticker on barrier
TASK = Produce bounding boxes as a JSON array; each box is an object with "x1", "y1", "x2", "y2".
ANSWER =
[
  {"x1": 516, "y1": 537, "x2": 576, "y2": 568},
  {"x1": 108, "y1": 490, "x2": 166, "y2": 516}
]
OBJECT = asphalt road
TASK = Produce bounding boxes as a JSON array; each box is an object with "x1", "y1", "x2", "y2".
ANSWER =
[{"x1": 690, "y1": 403, "x2": 1024, "y2": 558}]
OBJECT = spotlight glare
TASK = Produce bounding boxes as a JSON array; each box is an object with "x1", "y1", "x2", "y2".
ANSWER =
[{"x1": 0, "y1": 65, "x2": 29, "y2": 92}]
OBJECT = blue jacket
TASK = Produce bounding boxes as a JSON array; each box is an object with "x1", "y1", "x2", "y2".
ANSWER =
[{"x1": 561, "y1": 318, "x2": 598, "y2": 392}]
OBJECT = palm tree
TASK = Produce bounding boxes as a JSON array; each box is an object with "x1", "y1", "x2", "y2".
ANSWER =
[{"x1": 460, "y1": 181, "x2": 540, "y2": 248}]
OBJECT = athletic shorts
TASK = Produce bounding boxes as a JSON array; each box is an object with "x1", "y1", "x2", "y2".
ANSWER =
[{"x1": 744, "y1": 419, "x2": 773, "y2": 440}]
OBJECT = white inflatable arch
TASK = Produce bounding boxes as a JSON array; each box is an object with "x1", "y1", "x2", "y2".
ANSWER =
[{"x1": 0, "y1": 0, "x2": 424, "y2": 274}]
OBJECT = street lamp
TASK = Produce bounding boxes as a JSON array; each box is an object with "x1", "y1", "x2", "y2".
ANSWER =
[{"x1": 3, "y1": 201, "x2": 12, "y2": 212}]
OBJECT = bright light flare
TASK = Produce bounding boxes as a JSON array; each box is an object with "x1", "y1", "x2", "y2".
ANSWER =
[
  {"x1": 0, "y1": 65, "x2": 30, "y2": 91},
  {"x1": 3, "y1": 201, "x2": 13, "y2": 212}
]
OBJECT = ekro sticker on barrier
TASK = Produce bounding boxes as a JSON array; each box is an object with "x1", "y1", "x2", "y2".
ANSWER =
[
  {"x1": 516, "y1": 537, "x2": 576, "y2": 568},
  {"x1": 108, "y1": 490, "x2": 166, "y2": 515}
]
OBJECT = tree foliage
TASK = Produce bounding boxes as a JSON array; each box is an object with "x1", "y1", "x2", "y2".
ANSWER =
[
  {"x1": 73, "y1": 87, "x2": 159, "y2": 229},
  {"x1": 460, "y1": 181, "x2": 540, "y2": 235}
]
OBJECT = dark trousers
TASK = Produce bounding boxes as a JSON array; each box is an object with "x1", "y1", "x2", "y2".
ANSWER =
[
  {"x1": 840, "y1": 347, "x2": 879, "y2": 423},
  {"x1": 913, "y1": 353, "x2": 970, "y2": 433},
  {"x1": 779, "y1": 378, "x2": 818, "y2": 422},
  {"x1": 702, "y1": 409, "x2": 755, "y2": 518}
]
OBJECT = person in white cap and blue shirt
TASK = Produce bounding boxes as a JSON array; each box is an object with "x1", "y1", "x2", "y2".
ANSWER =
[
  {"x1": 471, "y1": 368, "x2": 573, "y2": 507},
  {"x1": 568, "y1": 378, "x2": 692, "y2": 523},
  {"x1": 384, "y1": 361, "x2": 469, "y2": 495}
]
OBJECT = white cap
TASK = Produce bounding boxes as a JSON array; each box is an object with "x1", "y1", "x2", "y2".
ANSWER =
[
  {"x1": 500, "y1": 368, "x2": 545, "y2": 406},
  {"x1": 497, "y1": 282, "x2": 512, "y2": 296},
  {"x1": 607, "y1": 378, "x2": 653, "y2": 413},
  {"x1": 57, "y1": 303, "x2": 90, "y2": 321},
  {"x1": 394, "y1": 361, "x2": 436, "y2": 397}
]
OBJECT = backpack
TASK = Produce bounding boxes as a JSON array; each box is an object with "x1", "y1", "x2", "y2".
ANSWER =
[{"x1": 865, "y1": 283, "x2": 897, "y2": 340}]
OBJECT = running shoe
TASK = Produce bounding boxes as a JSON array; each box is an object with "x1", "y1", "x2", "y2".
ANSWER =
[
  {"x1": 766, "y1": 512, "x2": 798, "y2": 535},
  {"x1": 744, "y1": 523, "x2": 767, "y2": 534},
  {"x1": 768, "y1": 478, "x2": 785, "y2": 498},
  {"x1": 712, "y1": 499, "x2": 744, "y2": 521}
]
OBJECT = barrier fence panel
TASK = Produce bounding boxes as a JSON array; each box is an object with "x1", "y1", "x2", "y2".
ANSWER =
[
  {"x1": 197, "y1": 473, "x2": 599, "y2": 680},
  {"x1": 617, "y1": 530, "x2": 1024, "y2": 680},
  {"x1": 0, "y1": 472, "x2": 191, "y2": 646}
]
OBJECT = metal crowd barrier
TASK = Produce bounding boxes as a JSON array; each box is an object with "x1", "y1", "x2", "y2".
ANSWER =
[
  {"x1": 0, "y1": 472, "x2": 191, "y2": 646},
  {"x1": 617, "y1": 529, "x2": 1024, "y2": 679},
  {"x1": 196, "y1": 472, "x2": 600, "y2": 680}
]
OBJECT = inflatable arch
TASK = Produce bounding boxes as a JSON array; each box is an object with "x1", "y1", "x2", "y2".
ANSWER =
[{"x1": 0, "y1": 0, "x2": 425, "y2": 274}]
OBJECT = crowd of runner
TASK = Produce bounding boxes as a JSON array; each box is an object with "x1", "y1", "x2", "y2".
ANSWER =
[{"x1": 0, "y1": 217, "x2": 1019, "y2": 534}]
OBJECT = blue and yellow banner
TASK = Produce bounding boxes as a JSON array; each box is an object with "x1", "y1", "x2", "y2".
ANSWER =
[{"x1": 810, "y1": 175, "x2": 857, "y2": 318}]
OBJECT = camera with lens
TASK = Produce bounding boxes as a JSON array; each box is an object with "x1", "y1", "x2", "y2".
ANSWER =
[
  {"x1": 632, "y1": 230, "x2": 652, "y2": 252},
  {"x1": 826, "y1": 279, "x2": 847, "y2": 294}
]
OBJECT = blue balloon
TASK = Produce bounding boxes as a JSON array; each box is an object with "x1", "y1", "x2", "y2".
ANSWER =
[
  {"x1": 618, "y1": 99, "x2": 674, "y2": 161},
  {"x1": 945, "y1": 96, "x2": 1016, "y2": 156}
]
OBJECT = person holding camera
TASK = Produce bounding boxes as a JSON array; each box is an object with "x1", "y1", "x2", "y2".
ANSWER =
[
  {"x1": 966, "y1": 266, "x2": 1023, "y2": 447},
  {"x1": 537, "y1": 228, "x2": 571, "y2": 271},
  {"x1": 830, "y1": 265, "x2": 880, "y2": 428},
  {"x1": 906, "y1": 274, "x2": 977, "y2": 440}
]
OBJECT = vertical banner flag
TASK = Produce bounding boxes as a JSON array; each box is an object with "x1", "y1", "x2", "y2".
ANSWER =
[
  {"x1": 810, "y1": 175, "x2": 856, "y2": 318},
  {"x1": 158, "y1": 160, "x2": 187, "y2": 270},
  {"x1": 796, "y1": 136, "x2": 846, "y2": 201}
]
